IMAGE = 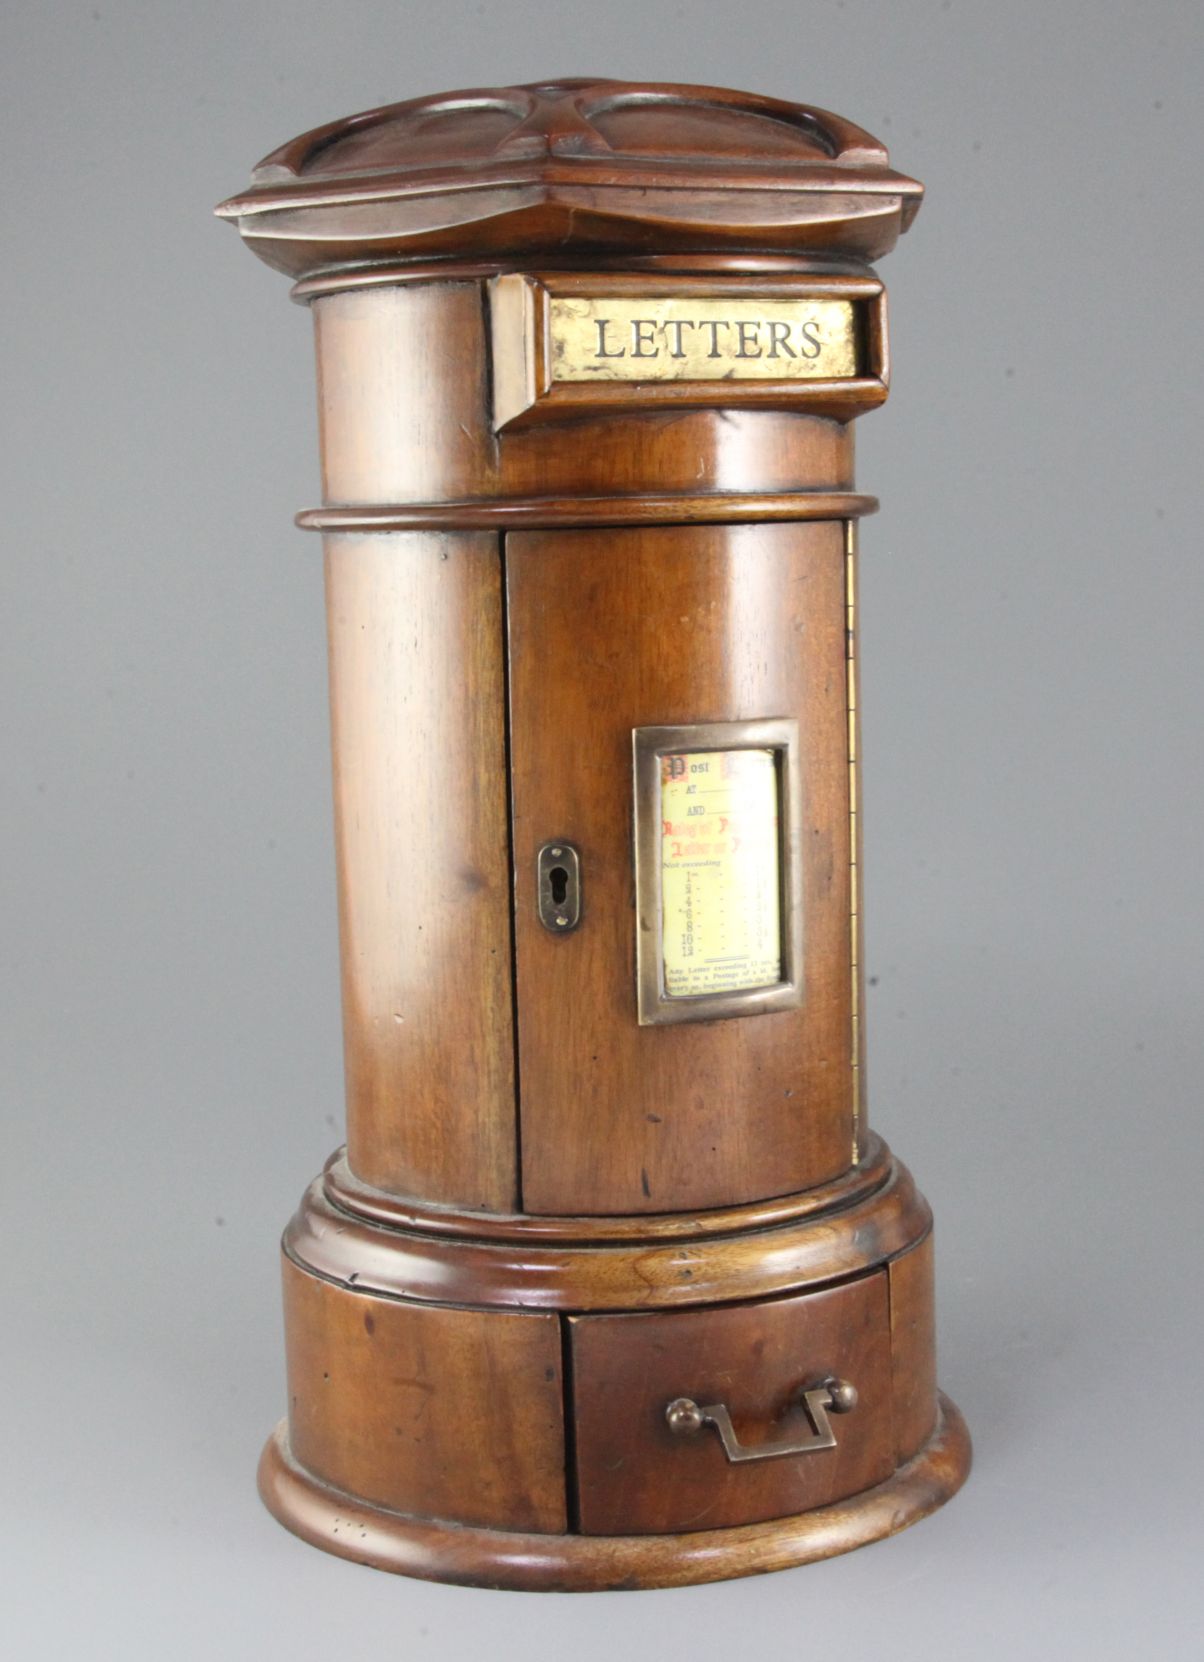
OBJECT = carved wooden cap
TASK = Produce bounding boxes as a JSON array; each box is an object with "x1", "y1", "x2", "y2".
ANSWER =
[{"x1": 216, "y1": 79, "x2": 922, "y2": 277}]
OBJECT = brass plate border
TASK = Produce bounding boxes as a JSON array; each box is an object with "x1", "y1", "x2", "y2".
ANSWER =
[
  {"x1": 633, "y1": 718, "x2": 804, "y2": 1027},
  {"x1": 489, "y1": 272, "x2": 889, "y2": 431}
]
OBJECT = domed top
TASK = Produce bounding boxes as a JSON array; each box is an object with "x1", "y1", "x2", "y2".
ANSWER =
[{"x1": 216, "y1": 79, "x2": 922, "y2": 277}]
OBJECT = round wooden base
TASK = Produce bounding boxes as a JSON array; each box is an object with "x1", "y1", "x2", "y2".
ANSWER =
[{"x1": 258, "y1": 1393, "x2": 971, "y2": 1592}]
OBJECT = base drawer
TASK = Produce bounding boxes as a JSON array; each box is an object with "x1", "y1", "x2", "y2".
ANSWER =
[{"x1": 569, "y1": 1272, "x2": 894, "y2": 1535}]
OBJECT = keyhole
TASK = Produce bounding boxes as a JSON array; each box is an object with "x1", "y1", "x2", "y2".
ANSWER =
[{"x1": 537, "y1": 841, "x2": 580, "y2": 932}]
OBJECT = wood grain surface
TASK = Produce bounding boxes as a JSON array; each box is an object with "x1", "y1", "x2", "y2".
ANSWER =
[
  {"x1": 218, "y1": 80, "x2": 922, "y2": 276},
  {"x1": 507, "y1": 520, "x2": 853, "y2": 1214},
  {"x1": 569, "y1": 1275, "x2": 893, "y2": 1534},
  {"x1": 259, "y1": 1395, "x2": 970, "y2": 1590},
  {"x1": 890, "y1": 1231, "x2": 939, "y2": 1463},
  {"x1": 311, "y1": 278, "x2": 856, "y2": 507},
  {"x1": 281, "y1": 1255, "x2": 566, "y2": 1533},
  {"x1": 322, "y1": 1129, "x2": 892, "y2": 1243},
  {"x1": 324, "y1": 530, "x2": 516, "y2": 1208},
  {"x1": 285, "y1": 1153, "x2": 931, "y2": 1311}
]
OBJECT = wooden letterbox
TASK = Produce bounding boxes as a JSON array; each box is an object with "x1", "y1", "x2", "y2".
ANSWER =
[{"x1": 217, "y1": 78, "x2": 970, "y2": 1591}]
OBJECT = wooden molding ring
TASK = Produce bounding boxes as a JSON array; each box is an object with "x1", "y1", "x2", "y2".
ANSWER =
[
  {"x1": 286, "y1": 1149, "x2": 932, "y2": 1313},
  {"x1": 290, "y1": 253, "x2": 882, "y2": 303},
  {"x1": 257, "y1": 1395, "x2": 971, "y2": 1591},
  {"x1": 296, "y1": 492, "x2": 879, "y2": 534},
  {"x1": 325, "y1": 1132, "x2": 891, "y2": 1244}
]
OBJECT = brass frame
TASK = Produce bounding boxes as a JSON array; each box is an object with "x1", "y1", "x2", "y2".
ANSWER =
[
  {"x1": 489, "y1": 271, "x2": 889, "y2": 430},
  {"x1": 633, "y1": 718, "x2": 804, "y2": 1027}
]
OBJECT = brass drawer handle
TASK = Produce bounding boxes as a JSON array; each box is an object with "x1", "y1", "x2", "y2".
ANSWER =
[{"x1": 665, "y1": 1378, "x2": 858, "y2": 1464}]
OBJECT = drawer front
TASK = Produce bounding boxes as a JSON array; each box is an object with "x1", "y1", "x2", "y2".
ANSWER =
[{"x1": 569, "y1": 1273, "x2": 893, "y2": 1535}]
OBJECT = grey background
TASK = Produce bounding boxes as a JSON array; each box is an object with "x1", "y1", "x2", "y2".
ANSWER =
[{"x1": 3, "y1": 2, "x2": 1201, "y2": 1656}]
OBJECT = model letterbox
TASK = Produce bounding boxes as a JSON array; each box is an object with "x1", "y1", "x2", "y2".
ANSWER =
[{"x1": 217, "y1": 78, "x2": 970, "y2": 1591}]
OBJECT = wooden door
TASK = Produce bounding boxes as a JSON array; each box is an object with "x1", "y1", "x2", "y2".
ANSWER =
[{"x1": 506, "y1": 521, "x2": 853, "y2": 1216}]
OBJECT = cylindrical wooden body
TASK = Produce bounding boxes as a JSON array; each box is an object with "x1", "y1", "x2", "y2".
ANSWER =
[
  {"x1": 219, "y1": 80, "x2": 969, "y2": 1589},
  {"x1": 314, "y1": 267, "x2": 867, "y2": 1215}
]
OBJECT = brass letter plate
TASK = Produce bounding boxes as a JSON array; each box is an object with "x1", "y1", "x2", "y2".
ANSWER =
[
  {"x1": 549, "y1": 296, "x2": 856, "y2": 383},
  {"x1": 489, "y1": 273, "x2": 887, "y2": 429}
]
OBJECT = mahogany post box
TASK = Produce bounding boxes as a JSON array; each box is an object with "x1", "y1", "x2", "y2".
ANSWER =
[{"x1": 217, "y1": 78, "x2": 970, "y2": 1591}]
